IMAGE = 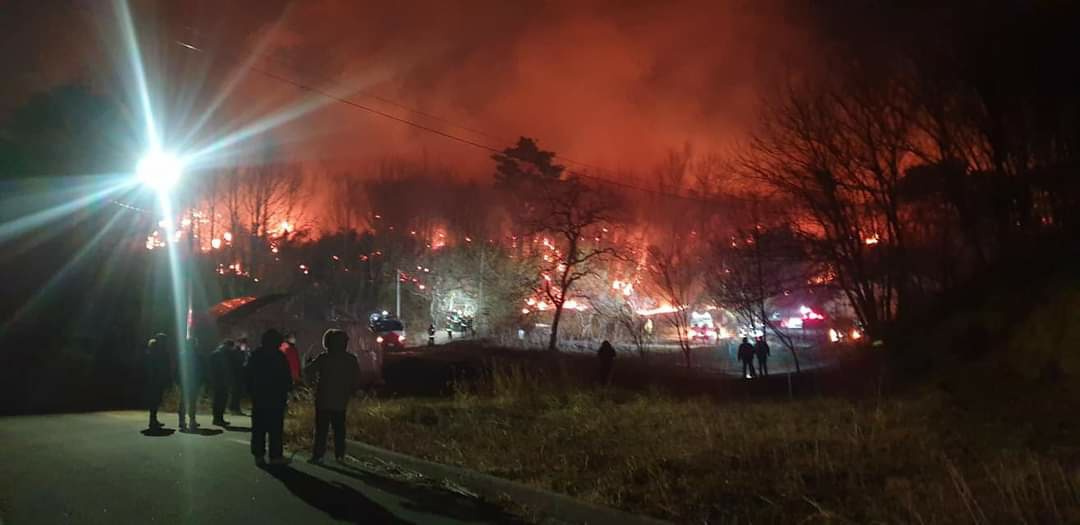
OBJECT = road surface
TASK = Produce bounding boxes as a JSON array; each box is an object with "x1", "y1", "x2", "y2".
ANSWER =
[{"x1": 0, "y1": 411, "x2": 520, "y2": 524}]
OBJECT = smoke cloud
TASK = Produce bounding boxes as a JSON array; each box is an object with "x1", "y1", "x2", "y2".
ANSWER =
[
  {"x1": 4, "y1": 0, "x2": 825, "y2": 177},
  {"x1": 240, "y1": 0, "x2": 819, "y2": 173}
]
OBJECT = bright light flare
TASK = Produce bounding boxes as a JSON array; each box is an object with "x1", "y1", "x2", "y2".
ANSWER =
[{"x1": 136, "y1": 150, "x2": 184, "y2": 193}]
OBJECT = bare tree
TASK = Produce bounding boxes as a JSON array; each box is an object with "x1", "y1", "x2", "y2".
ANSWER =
[
  {"x1": 707, "y1": 221, "x2": 808, "y2": 373},
  {"x1": 327, "y1": 171, "x2": 367, "y2": 234},
  {"x1": 533, "y1": 178, "x2": 620, "y2": 351},
  {"x1": 243, "y1": 163, "x2": 304, "y2": 240},
  {"x1": 587, "y1": 273, "x2": 650, "y2": 358},
  {"x1": 742, "y1": 72, "x2": 918, "y2": 341},
  {"x1": 493, "y1": 137, "x2": 622, "y2": 351},
  {"x1": 645, "y1": 240, "x2": 701, "y2": 367}
]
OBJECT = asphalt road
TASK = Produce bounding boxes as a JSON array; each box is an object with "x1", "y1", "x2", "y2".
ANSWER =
[{"x1": 0, "y1": 411, "x2": 519, "y2": 525}]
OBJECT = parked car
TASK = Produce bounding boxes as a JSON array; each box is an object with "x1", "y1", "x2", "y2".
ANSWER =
[{"x1": 370, "y1": 315, "x2": 407, "y2": 351}]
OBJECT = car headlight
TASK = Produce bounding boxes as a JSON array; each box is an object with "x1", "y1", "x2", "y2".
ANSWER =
[{"x1": 376, "y1": 336, "x2": 384, "y2": 343}]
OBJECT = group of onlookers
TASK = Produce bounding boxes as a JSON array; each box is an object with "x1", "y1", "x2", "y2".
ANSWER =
[
  {"x1": 737, "y1": 336, "x2": 771, "y2": 378},
  {"x1": 145, "y1": 334, "x2": 250, "y2": 431},
  {"x1": 143, "y1": 328, "x2": 360, "y2": 466}
]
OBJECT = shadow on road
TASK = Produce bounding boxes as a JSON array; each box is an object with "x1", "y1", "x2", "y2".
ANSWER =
[
  {"x1": 140, "y1": 427, "x2": 175, "y2": 437},
  {"x1": 320, "y1": 461, "x2": 524, "y2": 523},
  {"x1": 179, "y1": 427, "x2": 224, "y2": 437},
  {"x1": 260, "y1": 465, "x2": 413, "y2": 524},
  {"x1": 224, "y1": 425, "x2": 252, "y2": 432}
]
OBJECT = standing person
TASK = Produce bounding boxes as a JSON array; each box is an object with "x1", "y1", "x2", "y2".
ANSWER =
[
  {"x1": 754, "y1": 337, "x2": 771, "y2": 377},
  {"x1": 144, "y1": 333, "x2": 171, "y2": 429},
  {"x1": 209, "y1": 340, "x2": 235, "y2": 426},
  {"x1": 176, "y1": 339, "x2": 204, "y2": 431},
  {"x1": 228, "y1": 337, "x2": 248, "y2": 415},
  {"x1": 446, "y1": 325, "x2": 453, "y2": 340},
  {"x1": 596, "y1": 340, "x2": 616, "y2": 385},
  {"x1": 306, "y1": 329, "x2": 361, "y2": 464},
  {"x1": 737, "y1": 337, "x2": 756, "y2": 379},
  {"x1": 246, "y1": 329, "x2": 292, "y2": 466},
  {"x1": 427, "y1": 324, "x2": 436, "y2": 347},
  {"x1": 281, "y1": 333, "x2": 302, "y2": 386}
]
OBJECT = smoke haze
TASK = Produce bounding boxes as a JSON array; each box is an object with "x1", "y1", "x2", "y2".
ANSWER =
[{"x1": 3, "y1": 0, "x2": 823, "y2": 176}]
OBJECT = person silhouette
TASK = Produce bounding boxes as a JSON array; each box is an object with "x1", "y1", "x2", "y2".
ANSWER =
[
  {"x1": 209, "y1": 340, "x2": 235, "y2": 426},
  {"x1": 737, "y1": 337, "x2": 756, "y2": 379},
  {"x1": 754, "y1": 337, "x2": 771, "y2": 377},
  {"x1": 176, "y1": 338, "x2": 204, "y2": 431},
  {"x1": 307, "y1": 329, "x2": 361, "y2": 464},
  {"x1": 596, "y1": 340, "x2": 616, "y2": 385},
  {"x1": 144, "y1": 333, "x2": 171, "y2": 429},
  {"x1": 228, "y1": 338, "x2": 248, "y2": 415},
  {"x1": 246, "y1": 329, "x2": 292, "y2": 466}
]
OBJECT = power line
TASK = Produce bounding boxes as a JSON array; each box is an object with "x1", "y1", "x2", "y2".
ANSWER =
[
  {"x1": 173, "y1": 32, "x2": 623, "y2": 176},
  {"x1": 175, "y1": 38, "x2": 753, "y2": 205},
  {"x1": 177, "y1": 26, "x2": 510, "y2": 147},
  {"x1": 174, "y1": 25, "x2": 614, "y2": 175}
]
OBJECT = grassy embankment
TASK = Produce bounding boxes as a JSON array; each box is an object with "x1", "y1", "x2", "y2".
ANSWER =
[{"x1": 281, "y1": 345, "x2": 1080, "y2": 524}]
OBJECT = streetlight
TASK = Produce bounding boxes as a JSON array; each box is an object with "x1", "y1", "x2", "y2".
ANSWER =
[
  {"x1": 136, "y1": 147, "x2": 192, "y2": 343},
  {"x1": 136, "y1": 149, "x2": 184, "y2": 194}
]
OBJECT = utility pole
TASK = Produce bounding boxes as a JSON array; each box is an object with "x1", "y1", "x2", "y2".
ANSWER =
[
  {"x1": 477, "y1": 248, "x2": 485, "y2": 334},
  {"x1": 395, "y1": 268, "x2": 401, "y2": 318}
]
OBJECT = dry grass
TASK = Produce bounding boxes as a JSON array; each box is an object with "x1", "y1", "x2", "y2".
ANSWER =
[{"x1": 280, "y1": 360, "x2": 1080, "y2": 524}]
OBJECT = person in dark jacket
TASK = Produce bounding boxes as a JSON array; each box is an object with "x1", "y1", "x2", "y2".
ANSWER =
[
  {"x1": 597, "y1": 340, "x2": 616, "y2": 385},
  {"x1": 306, "y1": 329, "x2": 361, "y2": 463},
  {"x1": 246, "y1": 329, "x2": 292, "y2": 466},
  {"x1": 176, "y1": 338, "x2": 204, "y2": 431},
  {"x1": 754, "y1": 337, "x2": 771, "y2": 377},
  {"x1": 228, "y1": 337, "x2": 248, "y2": 415},
  {"x1": 209, "y1": 340, "x2": 235, "y2": 426},
  {"x1": 144, "y1": 333, "x2": 172, "y2": 429},
  {"x1": 737, "y1": 337, "x2": 756, "y2": 379}
]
